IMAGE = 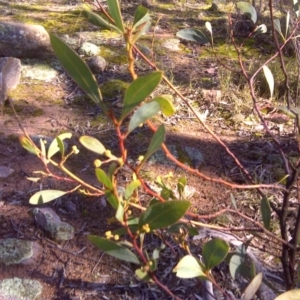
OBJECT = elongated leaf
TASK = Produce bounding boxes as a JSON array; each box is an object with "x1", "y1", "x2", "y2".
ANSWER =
[
  {"x1": 82, "y1": 10, "x2": 121, "y2": 33},
  {"x1": 50, "y1": 34, "x2": 105, "y2": 111},
  {"x1": 261, "y1": 197, "x2": 271, "y2": 230},
  {"x1": 275, "y1": 289, "x2": 300, "y2": 300},
  {"x1": 79, "y1": 136, "x2": 106, "y2": 155},
  {"x1": 105, "y1": 190, "x2": 118, "y2": 209},
  {"x1": 293, "y1": 0, "x2": 299, "y2": 17},
  {"x1": 133, "y1": 21, "x2": 151, "y2": 43},
  {"x1": 202, "y1": 238, "x2": 229, "y2": 270},
  {"x1": 173, "y1": 255, "x2": 207, "y2": 279},
  {"x1": 40, "y1": 138, "x2": 47, "y2": 158},
  {"x1": 205, "y1": 21, "x2": 212, "y2": 35},
  {"x1": 133, "y1": 5, "x2": 150, "y2": 28},
  {"x1": 244, "y1": 273, "x2": 263, "y2": 300},
  {"x1": 153, "y1": 95, "x2": 175, "y2": 116},
  {"x1": 128, "y1": 101, "x2": 160, "y2": 134},
  {"x1": 139, "y1": 200, "x2": 190, "y2": 231},
  {"x1": 274, "y1": 19, "x2": 284, "y2": 40},
  {"x1": 286, "y1": 11, "x2": 290, "y2": 38},
  {"x1": 176, "y1": 28, "x2": 209, "y2": 44},
  {"x1": 237, "y1": 2, "x2": 257, "y2": 24},
  {"x1": 29, "y1": 190, "x2": 68, "y2": 204},
  {"x1": 143, "y1": 125, "x2": 165, "y2": 163},
  {"x1": 125, "y1": 180, "x2": 141, "y2": 200},
  {"x1": 107, "y1": 0, "x2": 124, "y2": 32},
  {"x1": 120, "y1": 71, "x2": 163, "y2": 121},
  {"x1": 262, "y1": 65, "x2": 274, "y2": 98},
  {"x1": 96, "y1": 168, "x2": 113, "y2": 189},
  {"x1": 19, "y1": 136, "x2": 39, "y2": 155},
  {"x1": 88, "y1": 235, "x2": 139, "y2": 264}
]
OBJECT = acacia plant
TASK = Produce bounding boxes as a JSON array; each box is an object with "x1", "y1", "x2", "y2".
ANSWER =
[{"x1": 19, "y1": 0, "x2": 300, "y2": 298}]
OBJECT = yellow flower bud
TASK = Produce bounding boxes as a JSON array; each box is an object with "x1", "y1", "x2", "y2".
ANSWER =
[{"x1": 94, "y1": 159, "x2": 102, "y2": 168}]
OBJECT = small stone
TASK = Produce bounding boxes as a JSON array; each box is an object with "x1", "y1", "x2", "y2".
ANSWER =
[
  {"x1": 32, "y1": 207, "x2": 74, "y2": 241},
  {"x1": 0, "y1": 278, "x2": 42, "y2": 300},
  {"x1": 22, "y1": 63, "x2": 58, "y2": 82},
  {"x1": 162, "y1": 39, "x2": 181, "y2": 51},
  {"x1": 0, "y1": 166, "x2": 14, "y2": 178},
  {"x1": 87, "y1": 56, "x2": 107, "y2": 73},
  {"x1": 0, "y1": 238, "x2": 35, "y2": 265},
  {"x1": 79, "y1": 42, "x2": 100, "y2": 56}
]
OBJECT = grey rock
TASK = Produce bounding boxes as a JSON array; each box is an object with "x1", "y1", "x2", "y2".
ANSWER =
[
  {"x1": 184, "y1": 146, "x2": 204, "y2": 169},
  {"x1": 32, "y1": 207, "x2": 74, "y2": 241},
  {"x1": 0, "y1": 57, "x2": 21, "y2": 113},
  {"x1": 0, "y1": 166, "x2": 14, "y2": 178},
  {"x1": 87, "y1": 56, "x2": 107, "y2": 73},
  {"x1": 148, "y1": 145, "x2": 178, "y2": 165},
  {"x1": 78, "y1": 42, "x2": 100, "y2": 56},
  {"x1": 0, "y1": 22, "x2": 52, "y2": 58},
  {"x1": 22, "y1": 63, "x2": 57, "y2": 82},
  {"x1": 161, "y1": 38, "x2": 181, "y2": 51},
  {"x1": 0, "y1": 238, "x2": 35, "y2": 265},
  {"x1": 0, "y1": 278, "x2": 42, "y2": 300}
]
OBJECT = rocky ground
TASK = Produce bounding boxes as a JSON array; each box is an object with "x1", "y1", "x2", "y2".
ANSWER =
[{"x1": 0, "y1": 0, "x2": 296, "y2": 299}]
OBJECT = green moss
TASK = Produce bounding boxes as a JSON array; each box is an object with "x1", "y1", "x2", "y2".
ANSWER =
[
  {"x1": 100, "y1": 45, "x2": 128, "y2": 65},
  {"x1": 100, "y1": 80, "x2": 129, "y2": 99},
  {"x1": 11, "y1": 5, "x2": 90, "y2": 34}
]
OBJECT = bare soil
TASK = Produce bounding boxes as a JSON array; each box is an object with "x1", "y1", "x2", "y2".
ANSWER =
[{"x1": 0, "y1": 0, "x2": 294, "y2": 299}]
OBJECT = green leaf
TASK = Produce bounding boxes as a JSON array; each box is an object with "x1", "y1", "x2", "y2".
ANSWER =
[
  {"x1": 244, "y1": 273, "x2": 262, "y2": 300},
  {"x1": 128, "y1": 101, "x2": 161, "y2": 134},
  {"x1": 95, "y1": 168, "x2": 113, "y2": 189},
  {"x1": 229, "y1": 253, "x2": 243, "y2": 279},
  {"x1": 107, "y1": 0, "x2": 124, "y2": 32},
  {"x1": 202, "y1": 238, "x2": 229, "y2": 270},
  {"x1": 205, "y1": 21, "x2": 212, "y2": 35},
  {"x1": 237, "y1": 2, "x2": 257, "y2": 24},
  {"x1": 105, "y1": 190, "x2": 118, "y2": 209},
  {"x1": 88, "y1": 235, "x2": 140, "y2": 264},
  {"x1": 173, "y1": 255, "x2": 207, "y2": 279},
  {"x1": 133, "y1": 5, "x2": 150, "y2": 28},
  {"x1": 261, "y1": 197, "x2": 271, "y2": 230},
  {"x1": 120, "y1": 71, "x2": 163, "y2": 122},
  {"x1": 39, "y1": 138, "x2": 47, "y2": 158},
  {"x1": 115, "y1": 202, "x2": 124, "y2": 222},
  {"x1": 262, "y1": 65, "x2": 274, "y2": 98},
  {"x1": 139, "y1": 200, "x2": 190, "y2": 231},
  {"x1": 79, "y1": 136, "x2": 106, "y2": 155},
  {"x1": 50, "y1": 34, "x2": 105, "y2": 110},
  {"x1": 135, "y1": 268, "x2": 151, "y2": 281},
  {"x1": 47, "y1": 133, "x2": 72, "y2": 159},
  {"x1": 153, "y1": 95, "x2": 175, "y2": 116},
  {"x1": 124, "y1": 180, "x2": 141, "y2": 200},
  {"x1": 143, "y1": 125, "x2": 166, "y2": 163},
  {"x1": 82, "y1": 10, "x2": 121, "y2": 33},
  {"x1": 19, "y1": 136, "x2": 39, "y2": 155},
  {"x1": 29, "y1": 190, "x2": 68, "y2": 205},
  {"x1": 113, "y1": 224, "x2": 139, "y2": 236},
  {"x1": 275, "y1": 289, "x2": 300, "y2": 300},
  {"x1": 176, "y1": 28, "x2": 209, "y2": 44},
  {"x1": 132, "y1": 20, "x2": 151, "y2": 43},
  {"x1": 168, "y1": 223, "x2": 198, "y2": 236},
  {"x1": 177, "y1": 177, "x2": 186, "y2": 198}
]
